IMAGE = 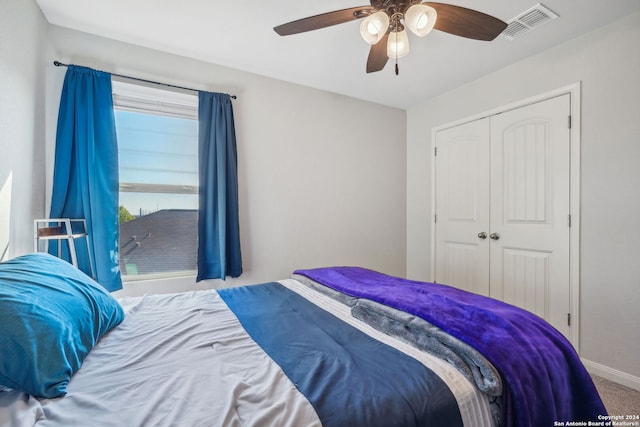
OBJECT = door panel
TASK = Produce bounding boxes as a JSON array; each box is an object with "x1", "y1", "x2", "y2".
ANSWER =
[
  {"x1": 489, "y1": 94, "x2": 571, "y2": 337},
  {"x1": 503, "y1": 123, "x2": 548, "y2": 223},
  {"x1": 501, "y1": 248, "x2": 550, "y2": 319},
  {"x1": 435, "y1": 118, "x2": 490, "y2": 296},
  {"x1": 443, "y1": 242, "x2": 482, "y2": 292}
]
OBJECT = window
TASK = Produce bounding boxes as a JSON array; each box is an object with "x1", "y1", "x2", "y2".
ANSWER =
[{"x1": 112, "y1": 81, "x2": 198, "y2": 280}]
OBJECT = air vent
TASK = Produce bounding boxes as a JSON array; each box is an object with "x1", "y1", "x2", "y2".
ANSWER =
[{"x1": 501, "y1": 3, "x2": 558, "y2": 40}]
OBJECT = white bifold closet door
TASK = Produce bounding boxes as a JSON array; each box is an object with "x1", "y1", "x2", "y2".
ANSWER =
[{"x1": 435, "y1": 94, "x2": 571, "y2": 339}]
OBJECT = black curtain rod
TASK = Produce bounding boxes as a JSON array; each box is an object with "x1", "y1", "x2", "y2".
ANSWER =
[{"x1": 53, "y1": 61, "x2": 236, "y2": 99}]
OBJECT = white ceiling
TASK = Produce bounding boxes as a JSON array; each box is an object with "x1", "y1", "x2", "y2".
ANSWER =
[{"x1": 36, "y1": 0, "x2": 640, "y2": 109}]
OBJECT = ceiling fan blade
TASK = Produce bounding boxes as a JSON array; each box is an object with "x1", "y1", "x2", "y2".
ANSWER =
[
  {"x1": 274, "y1": 6, "x2": 375, "y2": 36},
  {"x1": 366, "y1": 32, "x2": 390, "y2": 73},
  {"x1": 424, "y1": 2, "x2": 507, "y2": 41}
]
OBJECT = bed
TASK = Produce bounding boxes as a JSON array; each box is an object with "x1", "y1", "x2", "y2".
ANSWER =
[{"x1": 0, "y1": 253, "x2": 606, "y2": 427}]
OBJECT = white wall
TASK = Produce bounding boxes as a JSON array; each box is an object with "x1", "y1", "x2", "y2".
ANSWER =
[
  {"x1": 42, "y1": 26, "x2": 407, "y2": 297},
  {"x1": 0, "y1": 0, "x2": 48, "y2": 259},
  {"x1": 406, "y1": 12, "x2": 640, "y2": 384}
]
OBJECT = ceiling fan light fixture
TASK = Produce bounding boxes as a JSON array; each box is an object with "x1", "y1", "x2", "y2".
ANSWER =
[
  {"x1": 387, "y1": 28, "x2": 410, "y2": 59},
  {"x1": 274, "y1": 2, "x2": 507, "y2": 74},
  {"x1": 404, "y1": 4, "x2": 437, "y2": 37},
  {"x1": 359, "y1": 10, "x2": 390, "y2": 44}
]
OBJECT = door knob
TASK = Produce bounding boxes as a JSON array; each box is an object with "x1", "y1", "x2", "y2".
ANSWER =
[
  {"x1": 477, "y1": 232, "x2": 487, "y2": 239},
  {"x1": 489, "y1": 232, "x2": 500, "y2": 240}
]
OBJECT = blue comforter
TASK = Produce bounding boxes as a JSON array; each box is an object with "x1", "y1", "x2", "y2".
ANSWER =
[
  {"x1": 294, "y1": 266, "x2": 607, "y2": 427},
  {"x1": 219, "y1": 282, "x2": 464, "y2": 427}
]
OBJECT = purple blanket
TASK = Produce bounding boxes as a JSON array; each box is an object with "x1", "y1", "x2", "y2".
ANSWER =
[{"x1": 294, "y1": 266, "x2": 607, "y2": 427}]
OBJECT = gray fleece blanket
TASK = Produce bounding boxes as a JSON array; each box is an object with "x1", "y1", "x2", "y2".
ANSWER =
[{"x1": 351, "y1": 298, "x2": 502, "y2": 396}]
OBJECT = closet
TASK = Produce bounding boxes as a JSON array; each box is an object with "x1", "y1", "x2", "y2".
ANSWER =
[{"x1": 434, "y1": 94, "x2": 571, "y2": 339}]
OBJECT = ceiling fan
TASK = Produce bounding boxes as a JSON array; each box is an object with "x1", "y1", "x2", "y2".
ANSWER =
[{"x1": 274, "y1": 1, "x2": 507, "y2": 74}]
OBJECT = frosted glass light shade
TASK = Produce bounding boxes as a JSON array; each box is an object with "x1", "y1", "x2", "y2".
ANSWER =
[
  {"x1": 405, "y1": 4, "x2": 437, "y2": 37},
  {"x1": 387, "y1": 29, "x2": 410, "y2": 59},
  {"x1": 360, "y1": 11, "x2": 390, "y2": 44}
]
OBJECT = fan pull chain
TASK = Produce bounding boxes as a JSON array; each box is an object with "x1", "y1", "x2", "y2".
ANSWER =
[
  {"x1": 391, "y1": 14, "x2": 401, "y2": 76},
  {"x1": 394, "y1": 32, "x2": 398, "y2": 75}
]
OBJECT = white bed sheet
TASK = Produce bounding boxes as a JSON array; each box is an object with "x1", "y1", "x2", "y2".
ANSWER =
[
  {"x1": 3, "y1": 289, "x2": 320, "y2": 427},
  {"x1": 0, "y1": 280, "x2": 494, "y2": 427}
]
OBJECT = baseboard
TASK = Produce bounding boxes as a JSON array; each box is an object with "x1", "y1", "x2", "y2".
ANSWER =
[{"x1": 582, "y1": 358, "x2": 640, "y2": 392}]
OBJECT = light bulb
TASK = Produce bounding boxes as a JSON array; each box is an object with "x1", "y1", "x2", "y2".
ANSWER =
[
  {"x1": 387, "y1": 29, "x2": 410, "y2": 59},
  {"x1": 404, "y1": 4, "x2": 437, "y2": 37},
  {"x1": 360, "y1": 11, "x2": 390, "y2": 44}
]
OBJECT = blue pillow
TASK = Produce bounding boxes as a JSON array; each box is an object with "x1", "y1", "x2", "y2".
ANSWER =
[{"x1": 0, "y1": 253, "x2": 124, "y2": 398}]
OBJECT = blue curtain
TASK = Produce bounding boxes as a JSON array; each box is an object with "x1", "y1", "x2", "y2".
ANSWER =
[
  {"x1": 197, "y1": 92, "x2": 242, "y2": 281},
  {"x1": 49, "y1": 65, "x2": 122, "y2": 292}
]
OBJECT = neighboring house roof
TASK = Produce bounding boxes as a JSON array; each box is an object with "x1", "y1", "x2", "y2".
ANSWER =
[{"x1": 119, "y1": 209, "x2": 197, "y2": 275}]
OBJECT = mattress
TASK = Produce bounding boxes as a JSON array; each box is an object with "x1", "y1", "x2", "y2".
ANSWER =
[{"x1": 0, "y1": 278, "x2": 494, "y2": 427}]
